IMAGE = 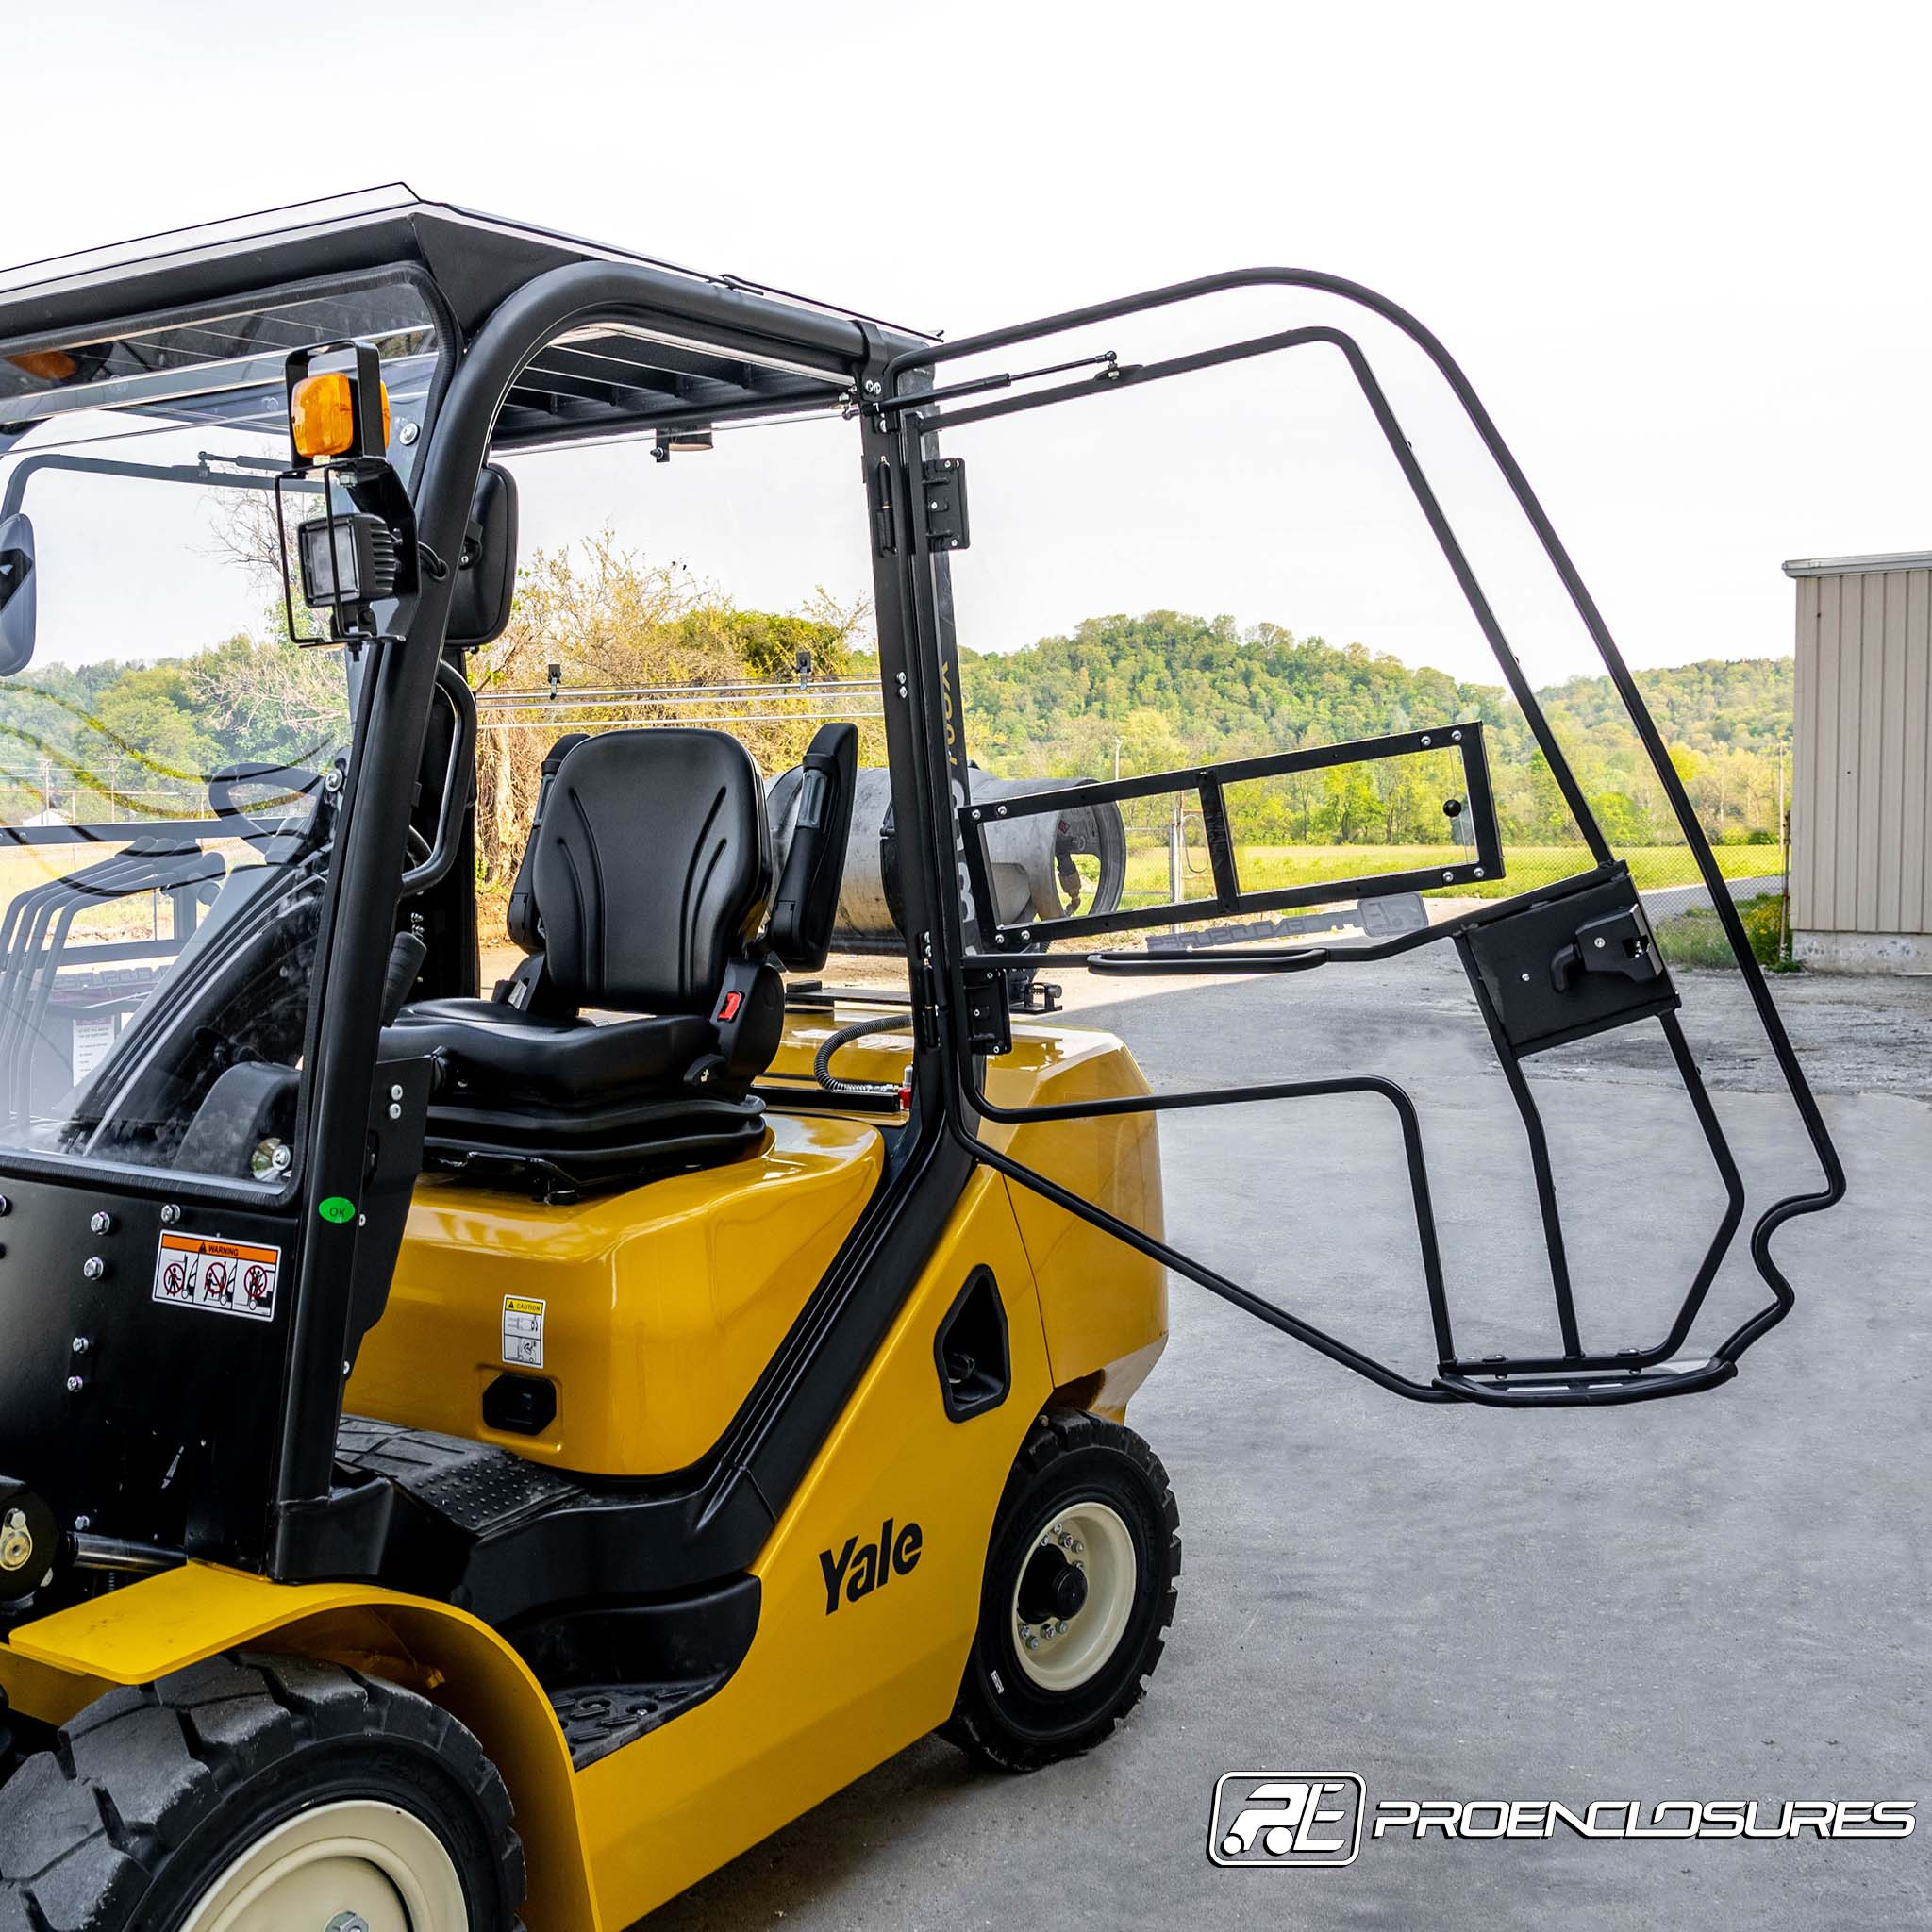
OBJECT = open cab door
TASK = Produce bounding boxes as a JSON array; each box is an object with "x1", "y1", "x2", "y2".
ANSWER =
[{"x1": 866, "y1": 271, "x2": 1843, "y2": 1407}]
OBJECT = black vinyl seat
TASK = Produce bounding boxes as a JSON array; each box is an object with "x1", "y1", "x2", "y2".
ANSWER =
[{"x1": 387, "y1": 728, "x2": 786, "y2": 1195}]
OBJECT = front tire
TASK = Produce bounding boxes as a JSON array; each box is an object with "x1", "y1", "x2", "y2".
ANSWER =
[
  {"x1": 942, "y1": 1410, "x2": 1180, "y2": 1772},
  {"x1": 0, "y1": 1653, "x2": 524, "y2": 1931}
]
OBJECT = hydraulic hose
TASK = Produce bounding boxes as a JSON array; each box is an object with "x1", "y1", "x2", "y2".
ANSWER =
[{"x1": 813, "y1": 1014, "x2": 908, "y2": 1101}]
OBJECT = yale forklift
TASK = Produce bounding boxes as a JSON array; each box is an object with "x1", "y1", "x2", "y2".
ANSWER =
[{"x1": 0, "y1": 193, "x2": 1840, "y2": 1928}]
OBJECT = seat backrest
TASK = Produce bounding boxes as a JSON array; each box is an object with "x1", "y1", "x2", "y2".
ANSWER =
[
  {"x1": 764, "y1": 722, "x2": 858, "y2": 974},
  {"x1": 532, "y1": 729, "x2": 772, "y2": 1013},
  {"x1": 507, "y1": 732, "x2": 588, "y2": 954}
]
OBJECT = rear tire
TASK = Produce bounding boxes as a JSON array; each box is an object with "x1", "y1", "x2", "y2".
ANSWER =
[
  {"x1": 0, "y1": 1652, "x2": 524, "y2": 1931},
  {"x1": 942, "y1": 1410, "x2": 1180, "y2": 1772}
]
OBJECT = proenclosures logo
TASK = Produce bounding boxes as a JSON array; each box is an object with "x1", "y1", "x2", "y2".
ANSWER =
[{"x1": 1207, "y1": 1774, "x2": 1913, "y2": 1868}]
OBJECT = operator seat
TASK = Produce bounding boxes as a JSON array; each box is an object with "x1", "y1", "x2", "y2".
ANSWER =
[{"x1": 387, "y1": 727, "x2": 786, "y2": 1195}]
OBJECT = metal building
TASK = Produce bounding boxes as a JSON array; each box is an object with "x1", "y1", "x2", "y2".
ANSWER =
[{"x1": 1782, "y1": 552, "x2": 1932, "y2": 972}]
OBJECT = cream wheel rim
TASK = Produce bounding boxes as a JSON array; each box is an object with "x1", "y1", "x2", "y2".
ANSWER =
[
  {"x1": 176, "y1": 1799, "x2": 468, "y2": 1932},
  {"x1": 1010, "y1": 1500, "x2": 1138, "y2": 1692}
]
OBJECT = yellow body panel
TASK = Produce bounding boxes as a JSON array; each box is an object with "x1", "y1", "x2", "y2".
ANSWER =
[
  {"x1": 0, "y1": 1011, "x2": 1169, "y2": 1927},
  {"x1": 348, "y1": 1112, "x2": 885, "y2": 1474},
  {"x1": 0, "y1": 1566, "x2": 600, "y2": 1930},
  {"x1": 772, "y1": 1008, "x2": 1169, "y2": 1412},
  {"x1": 990, "y1": 1029, "x2": 1169, "y2": 1416},
  {"x1": 573, "y1": 1165, "x2": 1055, "y2": 1928}
]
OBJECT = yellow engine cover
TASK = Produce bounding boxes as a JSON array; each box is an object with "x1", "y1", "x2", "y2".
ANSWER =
[{"x1": 346, "y1": 1113, "x2": 884, "y2": 1475}]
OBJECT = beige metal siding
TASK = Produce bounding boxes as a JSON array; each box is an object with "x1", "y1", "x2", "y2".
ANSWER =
[{"x1": 1791, "y1": 565, "x2": 1932, "y2": 934}]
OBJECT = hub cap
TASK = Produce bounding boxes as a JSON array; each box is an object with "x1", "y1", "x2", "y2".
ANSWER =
[
  {"x1": 1009, "y1": 1500, "x2": 1138, "y2": 1692},
  {"x1": 176, "y1": 1800, "x2": 468, "y2": 1932}
]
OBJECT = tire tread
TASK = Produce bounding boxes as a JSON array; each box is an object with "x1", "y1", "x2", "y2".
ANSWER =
[
  {"x1": 0, "y1": 1652, "x2": 525, "y2": 1929},
  {"x1": 943, "y1": 1409, "x2": 1181, "y2": 1773}
]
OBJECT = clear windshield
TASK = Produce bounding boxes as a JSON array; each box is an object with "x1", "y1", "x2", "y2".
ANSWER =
[
  {"x1": 912, "y1": 277, "x2": 1836, "y2": 1400},
  {"x1": 0, "y1": 277, "x2": 441, "y2": 1189}
]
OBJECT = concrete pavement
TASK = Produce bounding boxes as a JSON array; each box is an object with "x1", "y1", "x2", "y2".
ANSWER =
[{"x1": 645, "y1": 949, "x2": 1928, "y2": 1932}]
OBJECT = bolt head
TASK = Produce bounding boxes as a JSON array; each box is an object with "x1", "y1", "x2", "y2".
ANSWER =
[
  {"x1": 72, "y1": 1515, "x2": 90, "y2": 1532},
  {"x1": 398, "y1": 420, "x2": 420, "y2": 447},
  {"x1": 387, "y1": 1102, "x2": 403, "y2": 1121},
  {"x1": 71, "y1": 1336, "x2": 88, "y2": 1355},
  {"x1": 82, "y1": 1257, "x2": 106, "y2": 1281},
  {"x1": 66, "y1": 1374, "x2": 83, "y2": 1393},
  {"x1": 89, "y1": 1211, "x2": 112, "y2": 1236},
  {"x1": 160, "y1": 1204, "x2": 180, "y2": 1224}
]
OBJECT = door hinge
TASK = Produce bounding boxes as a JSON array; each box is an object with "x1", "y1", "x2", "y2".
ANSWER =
[
  {"x1": 920, "y1": 457, "x2": 970, "y2": 552},
  {"x1": 871, "y1": 458, "x2": 897, "y2": 556}
]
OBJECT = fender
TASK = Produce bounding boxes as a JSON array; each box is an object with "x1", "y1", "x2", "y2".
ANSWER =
[{"x1": 0, "y1": 1565, "x2": 599, "y2": 1931}]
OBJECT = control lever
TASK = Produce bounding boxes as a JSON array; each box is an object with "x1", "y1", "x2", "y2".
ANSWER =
[{"x1": 379, "y1": 931, "x2": 429, "y2": 1024}]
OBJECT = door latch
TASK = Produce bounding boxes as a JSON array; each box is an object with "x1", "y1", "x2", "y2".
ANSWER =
[
  {"x1": 1551, "y1": 904, "x2": 1662, "y2": 993},
  {"x1": 919, "y1": 458, "x2": 970, "y2": 552}
]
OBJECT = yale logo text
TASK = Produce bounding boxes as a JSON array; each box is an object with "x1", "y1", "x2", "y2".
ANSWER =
[{"x1": 821, "y1": 1517, "x2": 923, "y2": 1613}]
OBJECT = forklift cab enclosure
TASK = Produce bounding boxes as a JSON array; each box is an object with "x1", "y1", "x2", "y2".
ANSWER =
[{"x1": 0, "y1": 192, "x2": 1840, "y2": 1930}]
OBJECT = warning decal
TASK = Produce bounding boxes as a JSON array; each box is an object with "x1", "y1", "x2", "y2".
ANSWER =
[
  {"x1": 152, "y1": 1231, "x2": 281, "y2": 1322},
  {"x1": 502, "y1": 1295, "x2": 546, "y2": 1368}
]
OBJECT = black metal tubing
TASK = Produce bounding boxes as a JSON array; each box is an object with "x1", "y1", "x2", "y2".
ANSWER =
[
  {"x1": 959, "y1": 723, "x2": 1503, "y2": 950},
  {"x1": 396, "y1": 660, "x2": 475, "y2": 897},
  {"x1": 897, "y1": 314, "x2": 1607, "y2": 866},
  {"x1": 0, "y1": 449, "x2": 317, "y2": 520},
  {"x1": 984, "y1": 1071, "x2": 1457, "y2": 1400},
  {"x1": 887, "y1": 270, "x2": 1843, "y2": 1406},
  {"x1": 275, "y1": 283, "x2": 988, "y2": 1594},
  {"x1": 1087, "y1": 946, "x2": 1331, "y2": 974}
]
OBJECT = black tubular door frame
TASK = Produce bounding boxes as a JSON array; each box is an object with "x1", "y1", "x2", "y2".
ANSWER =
[
  {"x1": 960, "y1": 721, "x2": 1504, "y2": 952},
  {"x1": 879, "y1": 268, "x2": 1844, "y2": 1408}
]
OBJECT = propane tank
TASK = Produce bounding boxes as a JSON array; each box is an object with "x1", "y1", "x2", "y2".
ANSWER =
[{"x1": 775, "y1": 766, "x2": 1127, "y2": 954}]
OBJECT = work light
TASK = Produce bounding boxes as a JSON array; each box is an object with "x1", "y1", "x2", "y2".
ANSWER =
[{"x1": 296, "y1": 512, "x2": 400, "y2": 610}]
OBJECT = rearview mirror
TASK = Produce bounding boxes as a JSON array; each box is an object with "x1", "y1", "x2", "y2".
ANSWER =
[
  {"x1": 445, "y1": 464, "x2": 517, "y2": 648},
  {"x1": 0, "y1": 512, "x2": 35, "y2": 676}
]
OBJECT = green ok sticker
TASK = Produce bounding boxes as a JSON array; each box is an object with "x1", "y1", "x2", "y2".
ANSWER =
[{"x1": 317, "y1": 1196, "x2": 358, "y2": 1224}]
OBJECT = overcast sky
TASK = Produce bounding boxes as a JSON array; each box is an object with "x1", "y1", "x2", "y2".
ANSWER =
[{"x1": 4, "y1": 0, "x2": 1924, "y2": 691}]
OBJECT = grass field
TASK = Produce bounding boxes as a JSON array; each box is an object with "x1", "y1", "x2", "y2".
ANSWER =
[
  {"x1": 1115, "y1": 841, "x2": 1780, "y2": 906},
  {"x1": 0, "y1": 837, "x2": 263, "y2": 941}
]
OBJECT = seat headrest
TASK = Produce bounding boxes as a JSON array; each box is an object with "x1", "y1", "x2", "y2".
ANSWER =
[
  {"x1": 765, "y1": 723, "x2": 858, "y2": 974},
  {"x1": 532, "y1": 729, "x2": 772, "y2": 1013}
]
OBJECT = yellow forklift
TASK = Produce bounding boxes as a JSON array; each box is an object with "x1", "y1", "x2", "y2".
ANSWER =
[{"x1": 0, "y1": 193, "x2": 1840, "y2": 1928}]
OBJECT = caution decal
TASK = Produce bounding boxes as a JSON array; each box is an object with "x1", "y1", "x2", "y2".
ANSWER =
[
  {"x1": 502, "y1": 1295, "x2": 546, "y2": 1368},
  {"x1": 152, "y1": 1231, "x2": 281, "y2": 1321}
]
